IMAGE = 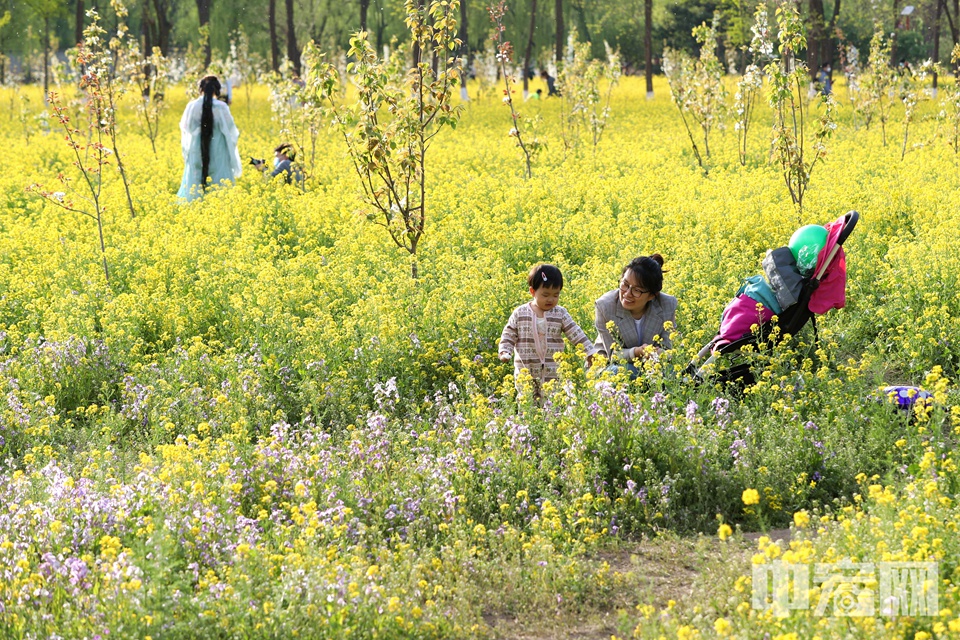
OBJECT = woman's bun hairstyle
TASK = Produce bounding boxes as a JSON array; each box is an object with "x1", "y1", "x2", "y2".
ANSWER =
[{"x1": 623, "y1": 254, "x2": 665, "y2": 295}]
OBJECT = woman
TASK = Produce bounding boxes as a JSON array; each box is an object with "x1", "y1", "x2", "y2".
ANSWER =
[
  {"x1": 252, "y1": 142, "x2": 304, "y2": 188},
  {"x1": 594, "y1": 254, "x2": 678, "y2": 374},
  {"x1": 177, "y1": 75, "x2": 242, "y2": 201}
]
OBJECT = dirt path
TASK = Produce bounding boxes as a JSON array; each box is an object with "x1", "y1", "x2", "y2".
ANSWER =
[{"x1": 484, "y1": 529, "x2": 793, "y2": 640}]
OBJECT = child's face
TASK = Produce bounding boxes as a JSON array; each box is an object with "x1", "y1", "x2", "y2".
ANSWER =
[{"x1": 530, "y1": 285, "x2": 562, "y2": 311}]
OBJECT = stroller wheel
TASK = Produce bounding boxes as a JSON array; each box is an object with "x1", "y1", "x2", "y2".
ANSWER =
[
  {"x1": 719, "y1": 363, "x2": 756, "y2": 388},
  {"x1": 693, "y1": 359, "x2": 755, "y2": 392}
]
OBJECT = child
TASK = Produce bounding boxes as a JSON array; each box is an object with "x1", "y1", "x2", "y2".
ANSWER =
[{"x1": 499, "y1": 264, "x2": 599, "y2": 396}]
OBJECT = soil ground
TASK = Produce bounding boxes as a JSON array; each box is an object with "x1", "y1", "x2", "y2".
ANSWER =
[{"x1": 484, "y1": 529, "x2": 793, "y2": 640}]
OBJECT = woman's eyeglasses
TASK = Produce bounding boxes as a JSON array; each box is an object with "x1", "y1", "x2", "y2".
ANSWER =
[{"x1": 619, "y1": 280, "x2": 650, "y2": 297}]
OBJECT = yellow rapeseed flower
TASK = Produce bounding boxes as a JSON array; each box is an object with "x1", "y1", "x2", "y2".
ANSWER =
[{"x1": 714, "y1": 617, "x2": 732, "y2": 636}]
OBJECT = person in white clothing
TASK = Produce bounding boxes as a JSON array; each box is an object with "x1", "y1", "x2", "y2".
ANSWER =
[{"x1": 177, "y1": 75, "x2": 242, "y2": 202}]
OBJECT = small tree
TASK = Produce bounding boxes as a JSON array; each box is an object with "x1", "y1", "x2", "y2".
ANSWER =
[
  {"x1": 939, "y1": 45, "x2": 960, "y2": 153},
  {"x1": 898, "y1": 59, "x2": 934, "y2": 160},
  {"x1": 488, "y1": 0, "x2": 542, "y2": 177},
  {"x1": 27, "y1": 89, "x2": 113, "y2": 284},
  {"x1": 316, "y1": 0, "x2": 464, "y2": 279},
  {"x1": 231, "y1": 28, "x2": 264, "y2": 119},
  {"x1": 663, "y1": 14, "x2": 727, "y2": 172},
  {"x1": 77, "y1": 3, "x2": 137, "y2": 218},
  {"x1": 18, "y1": 93, "x2": 38, "y2": 143},
  {"x1": 557, "y1": 33, "x2": 621, "y2": 154},
  {"x1": 126, "y1": 45, "x2": 171, "y2": 156},
  {"x1": 838, "y1": 40, "x2": 864, "y2": 130},
  {"x1": 765, "y1": 2, "x2": 836, "y2": 215},
  {"x1": 860, "y1": 24, "x2": 895, "y2": 146},
  {"x1": 182, "y1": 25, "x2": 211, "y2": 98},
  {"x1": 471, "y1": 35, "x2": 500, "y2": 101},
  {"x1": 733, "y1": 6, "x2": 772, "y2": 166},
  {"x1": 266, "y1": 42, "x2": 330, "y2": 180}
]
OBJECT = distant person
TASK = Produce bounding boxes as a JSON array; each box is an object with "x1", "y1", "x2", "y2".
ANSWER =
[
  {"x1": 499, "y1": 263, "x2": 599, "y2": 398},
  {"x1": 252, "y1": 143, "x2": 304, "y2": 188},
  {"x1": 818, "y1": 63, "x2": 832, "y2": 96},
  {"x1": 540, "y1": 69, "x2": 560, "y2": 96},
  {"x1": 897, "y1": 58, "x2": 914, "y2": 81},
  {"x1": 177, "y1": 75, "x2": 242, "y2": 202},
  {"x1": 528, "y1": 88, "x2": 543, "y2": 101}
]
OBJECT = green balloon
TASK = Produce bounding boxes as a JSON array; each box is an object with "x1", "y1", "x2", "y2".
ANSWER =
[{"x1": 788, "y1": 225, "x2": 828, "y2": 273}]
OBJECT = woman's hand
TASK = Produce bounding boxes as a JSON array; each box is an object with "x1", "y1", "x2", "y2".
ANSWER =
[{"x1": 633, "y1": 345, "x2": 658, "y2": 359}]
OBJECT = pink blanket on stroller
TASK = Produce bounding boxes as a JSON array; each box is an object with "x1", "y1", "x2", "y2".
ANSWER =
[
  {"x1": 809, "y1": 216, "x2": 847, "y2": 314},
  {"x1": 717, "y1": 294, "x2": 776, "y2": 345}
]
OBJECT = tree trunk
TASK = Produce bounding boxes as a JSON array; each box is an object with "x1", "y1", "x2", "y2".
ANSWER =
[
  {"x1": 142, "y1": 0, "x2": 154, "y2": 56},
  {"x1": 196, "y1": 0, "x2": 212, "y2": 66},
  {"x1": 75, "y1": 0, "x2": 85, "y2": 46},
  {"x1": 151, "y1": 0, "x2": 173, "y2": 55},
  {"x1": 644, "y1": 0, "x2": 653, "y2": 96},
  {"x1": 286, "y1": 0, "x2": 301, "y2": 75},
  {"x1": 269, "y1": 0, "x2": 281, "y2": 71},
  {"x1": 43, "y1": 17, "x2": 50, "y2": 99},
  {"x1": 572, "y1": 0, "x2": 591, "y2": 43},
  {"x1": 891, "y1": 0, "x2": 901, "y2": 64},
  {"x1": 934, "y1": 0, "x2": 942, "y2": 88},
  {"x1": 523, "y1": 0, "x2": 537, "y2": 94},
  {"x1": 412, "y1": 0, "x2": 424, "y2": 69},
  {"x1": 360, "y1": 0, "x2": 370, "y2": 32},
  {"x1": 955, "y1": 0, "x2": 960, "y2": 46},
  {"x1": 555, "y1": 0, "x2": 564, "y2": 65},
  {"x1": 807, "y1": 0, "x2": 826, "y2": 81},
  {"x1": 950, "y1": 0, "x2": 960, "y2": 49},
  {"x1": 826, "y1": 0, "x2": 841, "y2": 72},
  {"x1": 459, "y1": 0, "x2": 470, "y2": 95},
  {"x1": 376, "y1": 2, "x2": 387, "y2": 51}
]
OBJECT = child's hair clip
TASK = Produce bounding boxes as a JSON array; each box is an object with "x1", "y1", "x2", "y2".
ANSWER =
[{"x1": 541, "y1": 271, "x2": 548, "y2": 281}]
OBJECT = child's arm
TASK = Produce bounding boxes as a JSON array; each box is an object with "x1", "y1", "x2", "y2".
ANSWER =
[
  {"x1": 498, "y1": 309, "x2": 519, "y2": 361},
  {"x1": 560, "y1": 309, "x2": 601, "y2": 358}
]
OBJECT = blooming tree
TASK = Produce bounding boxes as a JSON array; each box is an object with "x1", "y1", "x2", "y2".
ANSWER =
[
  {"x1": 938, "y1": 45, "x2": 960, "y2": 154},
  {"x1": 733, "y1": 6, "x2": 772, "y2": 166},
  {"x1": 898, "y1": 60, "x2": 934, "y2": 160},
  {"x1": 558, "y1": 33, "x2": 622, "y2": 154},
  {"x1": 663, "y1": 14, "x2": 727, "y2": 172},
  {"x1": 488, "y1": 0, "x2": 542, "y2": 178},
  {"x1": 316, "y1": 0, "x2": 464, "y2": 278},
  {"x1": 860, "y1": 24, "x2": 895, "y2": 146},
  {"x1": 765, "y1": 2, "x2": 836, "y2": 215},
  {"x1": 125, "y1": 45, "x2": 172, "y2": 156}
]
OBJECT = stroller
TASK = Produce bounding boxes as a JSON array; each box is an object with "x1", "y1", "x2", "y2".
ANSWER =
[{"x1": 688, "y1": 210, "x2": 859, "y2": 387}]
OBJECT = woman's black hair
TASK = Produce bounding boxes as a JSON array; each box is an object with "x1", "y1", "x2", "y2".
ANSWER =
[
  {"x1": 199, "y1": 75, "x2": 221, "y2": 191},
  {"x1": 622, "y1": 254, "x2": 665, "y2": 295},
  {"x1": 527, "y1": 263, "x2": 563, "y2": 291},
  {"x1": 274, "y1": 142, "x2": 296, "y2": 161}
]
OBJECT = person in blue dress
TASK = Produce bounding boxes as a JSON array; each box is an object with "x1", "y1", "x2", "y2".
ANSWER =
[
  {"x1": 177, "y1": 75, "x2": 242, "y2": 201},
  {"x1": 817, "y1": 63, "x2": 832, "y2": 96}
]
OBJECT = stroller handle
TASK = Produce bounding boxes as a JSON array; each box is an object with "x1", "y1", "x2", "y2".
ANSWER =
[{"x1": 837, "y1": 210, "x2": 859, "y2": 246}]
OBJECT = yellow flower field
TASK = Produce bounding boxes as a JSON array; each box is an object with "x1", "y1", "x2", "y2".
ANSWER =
[{"x1": 1, "y1": 75, "x2": 959, "y2": 637}]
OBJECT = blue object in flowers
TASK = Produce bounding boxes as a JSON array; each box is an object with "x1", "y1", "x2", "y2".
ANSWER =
[{"x1": 881, "y1": 386, "x2": 932, "y2": 410}]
